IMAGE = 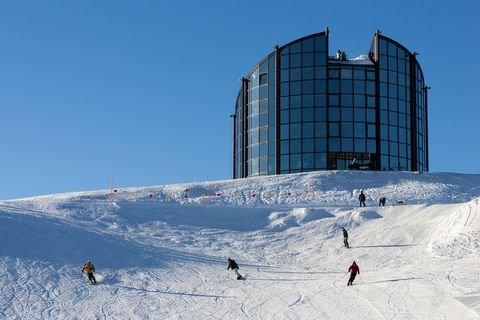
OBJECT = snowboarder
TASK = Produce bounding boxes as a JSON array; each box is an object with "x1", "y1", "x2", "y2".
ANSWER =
[
  {"x1": 347, "y1": 261, "x2": 360, "y2": 286},
  {"x1": 379, "y1": 196, "x2": 386, "y2": 206},
  {"x1": 227, "y1": 258, "x2": 242, "y2": 280},
  {"x1": 342, "y1": 227, "x2": 349, "y2": 248},
  {"x1": 82, "y1": 260, "x2": 96, "y2": 284},
  {"x1": 359, "y1": 191, "x2": 366, "y2": 207}
]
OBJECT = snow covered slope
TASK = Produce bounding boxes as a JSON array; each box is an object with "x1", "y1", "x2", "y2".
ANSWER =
[{"x1": 1, "y1": 171, "x2": 480, "y2": 319}]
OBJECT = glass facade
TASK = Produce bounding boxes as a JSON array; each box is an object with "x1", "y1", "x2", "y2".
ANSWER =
[{"x1": 233, "y1": 30, "x2": 429, "y2": 178}]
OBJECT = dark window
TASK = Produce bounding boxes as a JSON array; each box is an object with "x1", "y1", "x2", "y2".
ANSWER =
[
  {"x1": 290, "y1": 53, "x2": 301, "y2": 68},
  {"x1": 329, "y1": 123, "x2": 340, "y2": 137},
  {"x1": 290, "y1": 139, "x2": 301, "y2": 153}
]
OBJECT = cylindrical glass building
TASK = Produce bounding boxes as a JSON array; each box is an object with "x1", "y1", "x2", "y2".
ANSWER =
[{"x1": 233, "y1": 29, "x2": 429, "y2": 178}]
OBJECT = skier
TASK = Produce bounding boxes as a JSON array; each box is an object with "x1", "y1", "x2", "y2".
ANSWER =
[
  {"x1": 227, "y1": 258, "x2": 242, "y2": 280},
  {"x1": 347, "y1": 261, "x2": 360, "y2": 286},
  {"x1": 342, "y1": 227, "x2": 349, "y2": 248},
  {"x1": 82, "y1": 260, "x2": 97, "y2": 284},
  {"x1": 359, "y1": 191, "x2": 366, "y2": 207},
  {"x1": 379, "y1": 196, "x2": 386, "y2": 206}
]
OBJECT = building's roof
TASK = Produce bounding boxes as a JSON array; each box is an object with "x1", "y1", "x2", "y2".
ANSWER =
[{"x1": 329, "y1": 54, "x2": 374, "y2": 66}]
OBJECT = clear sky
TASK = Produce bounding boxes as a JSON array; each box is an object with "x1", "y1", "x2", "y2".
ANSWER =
[{"x1": 0, "y1": 0, "x2": 479, "y2": 200}]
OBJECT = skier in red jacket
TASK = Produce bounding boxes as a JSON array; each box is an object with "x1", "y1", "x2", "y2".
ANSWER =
[{"x1": 347, "y1": 261, "x2": 360, "y2": 286}]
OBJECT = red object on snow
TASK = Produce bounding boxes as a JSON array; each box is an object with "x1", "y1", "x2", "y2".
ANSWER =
[{"x1": 114, "y1": 189, "x2": 118, "y2": 193}]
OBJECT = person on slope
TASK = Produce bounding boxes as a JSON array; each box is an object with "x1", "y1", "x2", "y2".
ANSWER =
[
  {"x1": 347, "y1": 261, "x2": 360, "y2": 286},
  {"x1": 342, "y1": 227, "x2": 349, "y2": 248},
  {"x1": 227, "y1": 258, "x2": 242, "y2": 280},
  {"x1": 379, "y1": 196, "x2": 386, "y2": 206},
  {"x1": 82, "y1": 260, "x2": 97, "y2": 284},
  {"x1": 359, "y1": 191, "x2": 366, "y2": 207}
]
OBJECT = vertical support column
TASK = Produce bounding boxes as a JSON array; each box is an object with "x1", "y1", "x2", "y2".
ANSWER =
[
  {"x1": 409, "y1": 53, "x2": 418, "y2": 171},
  {"x1": 242, "y1": 77, "x2": 249, "y2": 178},
  {"x1": 275, "y1": 45, "x2": 281, "y2": 174},
  {"x1": 374, "y1": 31, "x2": 381, "y2": 170}
]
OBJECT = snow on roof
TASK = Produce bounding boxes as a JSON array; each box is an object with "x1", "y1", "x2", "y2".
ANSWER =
[{"x1": 329, "y1": 54, "x2": 374, "y2": 65}]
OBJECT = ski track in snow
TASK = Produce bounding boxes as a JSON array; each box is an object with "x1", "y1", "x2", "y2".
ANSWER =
[{"x1": 0, "y1": 171, "x2": 480, "y2": 319}]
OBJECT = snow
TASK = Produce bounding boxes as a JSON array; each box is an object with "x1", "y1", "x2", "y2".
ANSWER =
[
  {"x1": 329, "y1": 54, "x2": 374, "y2": 65},
  {"x1": 1, "y1": 171, "x2": 480, "y2": 319}
]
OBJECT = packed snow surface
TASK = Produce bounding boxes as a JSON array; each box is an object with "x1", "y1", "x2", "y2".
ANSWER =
[{"x1": 1, "y1": 171, "x2": 480, "y2": 319}]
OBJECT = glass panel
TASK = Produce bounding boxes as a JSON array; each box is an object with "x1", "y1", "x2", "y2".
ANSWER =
[
  {"x1": 354, "y1": 80, "x2": 365, "y2": 94},
  {"x1": 342, "y1": 108, "x2": 353, "y2": 121},
  {"x1": 354, "y1": 69, "x2": 365, "y2": 80},
  {"x1": 290, "y1": 109, "x2": 301, "y2": 123},
  {"x1": 302, "y1": 52, "x2": 314, "y2": 66},
  {"x1": 342, "y1": 138, "x2": 354, "y2": 152},
  {"x1": 354, "y1": 95, "x2": 365, "y2": 108},
  {"x1": 314, "y1": 36, "x2": 327, "y2": 51},
  {"x1": 280, "y1": 155, "x2": 289, "y2": 170},
  {"x1": 329, "y1": 69, "x2": 339, "y2": 78},
  {"x1": 302, "y1": 108, "x2": 314, "y2": 122},
  {"x1": 303, "y1": 95, "x2": 314, "y2": 108},
  {"x1": 280, "y1": 140, "x2": 289, "y2": 154},
  {"x1": 290, "y1": 139, "x2": 301, "y2": 153},
  {"x1": 341, "y1": 80, "x2": 353, "y2": 94},
  {"x1": 329, "y1": 79, "x2": 340, "y2": 93},
  {"x1": 303, "y1": 153, "x2": 314, "y2": 169},
  {"x1": 354, "y1": 109, "x2": 365, "y2": 122},
  {"x1": 367, "y1": 139, "x2": 376, "y2": 153},
  {"x1": 329, "y1": 123, "x2": 340, "y2": 136},
  {"x1": 302, "y1": 80, "x2": 314, "y2": 94},
  {"x1": 315, "y1": 122, "x2": 327, "y2": 137},
  {"x1": 315, "y1": 80, "x2": 327, "y2": 93},
  {"x1": 366, "y1": 81, "x2": 375, "y2": 95},
  {"x1": 290, "y1": 95, "x2": 301, "y2": 108},
  {"x1": 341, "y1": 68, "x2": 353, "y2": 79},
  {"x1": 303, "y1": 67, "x2": 314, "y2": 80},
  {"x1": 341, "y1": 94, "x2": 353, "y2": 107},
  {"x1": 290, "y1": 53, "x2": 301, "y2": 68},
  {"x1": 303, "y1": 139, "x2": 314, "y2": 152},
  {"x1": 354, "y1": 123, "x2": 366, "y2": 137},
  {"x1": 330, "y1": 138, "x2": 340, "y2": 152},
  {"x1": 302, "y1": 38, "x2": 314, "y2": 52},
  {"x1": 329, "y1": 95, "x2": 339, "y2": 106},
  {"x1": 290, "y1": 154, "x2": 301, "y2": 170},
  {"x1": 290, "y1": 81, "x2": 301, "y2": 95},
  {"x1": 354, "y1": 138, "x2": 366, "y2": 152},
  {"x1": 290, "y1": 123, "x2": 301, "y2": 138},
  {"x1": 366, "y1": 109, "x2": 376, "y2": 122},
  {"x1": 341, "y1": 122, "x2": 353, "y2": 137},
  {"x1": 367, "y1": 124, "x2": 376, "y2": 138},
  {"x1": 315, "y1": 94, "x2": 327, "y2": 107},
  {"x1": 303, "y1": 123, "x2": 314, "y2": 138},
  {"x1": 290, "y1": 68, "x2": 301, "y2": 81},
  {"x1": 315, "y1": 153, "x2": 327, "y2": 168},
  {"x1": 315, "y1": 138, "x2": 327, "y2": 152},
  {"x1": 329, "y1": 107, "x2": 340, "y2": 121}
]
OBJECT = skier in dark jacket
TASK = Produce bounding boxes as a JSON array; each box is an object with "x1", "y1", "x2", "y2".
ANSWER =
[
  {"x1": 379, "y1": 196, "x2": 386, "y2": 206},
  {"x1": 82, "y1": 260, "x2": 96, "y2": 284},
  {"x1": 227, "y1": 258, "x2": 242, "y2": 280},
  {"x1": 359, "y1": 191, "x2": 366, "y2": 207},
  {"x1": 347, "y1": 261, "x2": 360, "y2": 286},
  {"x1": 342, "y1": 227, "x2": 349, "y2": 248}
]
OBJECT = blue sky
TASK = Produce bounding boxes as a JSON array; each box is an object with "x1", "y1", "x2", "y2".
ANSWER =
[{"x1": 0, "y1": 0, "x2": 479, "y2": 199}]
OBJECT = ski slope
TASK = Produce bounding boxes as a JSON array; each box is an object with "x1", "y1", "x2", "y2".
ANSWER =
[{"x1": 1, "y1": 171, "x2": 480, "y2": 319}]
